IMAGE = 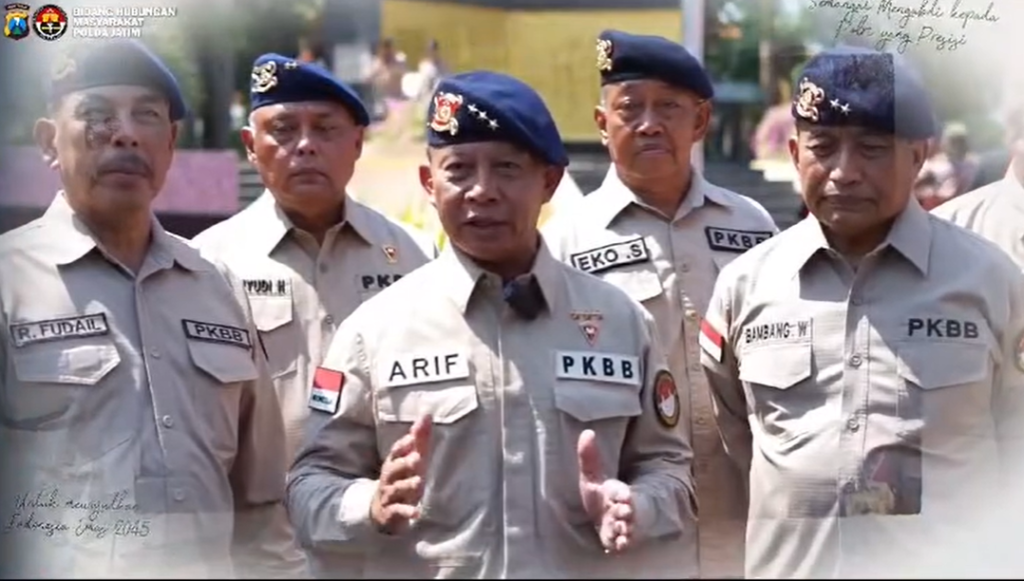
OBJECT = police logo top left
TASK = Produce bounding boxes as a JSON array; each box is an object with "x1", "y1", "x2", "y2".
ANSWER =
[
  {"x1": 4, "y1": 3, "x2": 30, "y2": 40},
  {"x1": 33, "y1": 4, "x2": 67, "y2": 41}
]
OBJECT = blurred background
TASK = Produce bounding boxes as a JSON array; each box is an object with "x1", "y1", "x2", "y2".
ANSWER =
[{"x1": 1, "y1": 0, "x2": 1020, "y2": 240}]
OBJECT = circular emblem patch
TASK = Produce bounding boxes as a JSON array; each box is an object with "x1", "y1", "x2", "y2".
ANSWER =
[{"x1": 653, "y1": 370, "x2": 680, "y2": 428}]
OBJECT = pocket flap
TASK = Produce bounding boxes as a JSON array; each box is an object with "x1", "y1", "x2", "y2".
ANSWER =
[
  {"x1": 604, "y1": 270, "x2": 663, "y2": 303},
  {"x1": 739, "y1": 343, "x2": 812, "y2": 389},
  {"x1": 896, "y1": 342, "x2": 990, "y2": 390},
  {"x1": 12, "y1": 343, "x2": 121, "y2": 385},
  {"x1": 250, "y1": 297, "x2": 293, "y2": 333},
  {"x1": 554, "y1": 381, "x2": 642, "y2": 422},
  {"x1": 378, "y1": 384, "x2": 479, "y2": 425},
  {"x1": 187, "y1": 341, "x2": 258, "y2": 385}
]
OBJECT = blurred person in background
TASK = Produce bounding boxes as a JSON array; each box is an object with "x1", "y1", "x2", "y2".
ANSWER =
[
  {"x1": 702, "y1": 46, "x2": 1024, "y2": 578},
  {"x1": 916, "y1": 122, "x2": 979, "y2": 210},
  {"x1": 544, "y1": 29, "x2": 778, "y2": 579},
  {"x1": 415, "y1": 39, "x2": 448, "y2": 102}
]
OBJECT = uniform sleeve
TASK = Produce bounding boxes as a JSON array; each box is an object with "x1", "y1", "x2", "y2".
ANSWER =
[
  {"x1": 621, "y1": 308, "x2": 697, "y2": 544},
  {"x1": 286, "y1": 313, "x2": 387, "y2": 554},
  {"x1": 994, "y1": 265, "x2": 1024, "y2": 484},
  {"x1": 230, "y1": 301, "x2": 307, "y2": 578},
  {"x1": 700, "y1": 271, "x2": 753, "y2": 480}
]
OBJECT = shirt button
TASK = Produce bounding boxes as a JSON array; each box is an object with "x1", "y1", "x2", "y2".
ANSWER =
[
  {"x1": 685, "y1": 309, "x2": 698, "y2": 320},
  {"x1": 319, "y1": 263, "x2": 328, "y2": 274},
  {"x1": 150, "y1": 348, "x2": 161, "y2": 359},
  {"x1": 851, "y1": 295, "x2": 864, "y2": 306},
  {"x1": 680, "y1": 263, "x2": 691, "y2": 273},
  {"x1": 325, "y1": 315, "x2": 335, "y2": 325},
  {"x1": 846, "y1": 416, "x2": 860, "y2": 431},
  {"x1": 172, "y1": 489, "x2": 186, "y2": 502},
  {"x1": 161, "y1": 415, "x2": 174, "y2": 428},
  {"x1": 848, "y1": 354, "x2": 863, "y2": 368}
]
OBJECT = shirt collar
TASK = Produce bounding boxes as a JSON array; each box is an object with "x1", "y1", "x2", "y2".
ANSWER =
[
  {"x1": 41, "y1": 191, "x2": 207, "y2": 272},
  {"x1": 439, "y1": 237, "x2": 563, "y2": 316},
  {"x1": 591, "y1": 165, "x2": 734, "y2": 227},
  {"x1": 248, "y1": 189, "x2": 378, "y2": 256},
  {"x1": 785, "y1": 197, "x2": 932, "y2": 276}
]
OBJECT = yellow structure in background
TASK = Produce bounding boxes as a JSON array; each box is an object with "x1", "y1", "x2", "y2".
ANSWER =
[{"x1": 382, "y1": 0, "x2": 682, "y2": 143}]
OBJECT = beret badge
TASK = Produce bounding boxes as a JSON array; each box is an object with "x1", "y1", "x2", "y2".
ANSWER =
[
  {"x1": 251, "y1": 61, "x2": 279, "y2": 94},
  {"x1": 430, "y1": 92, "x2": 464, "y2": 136},
  {"x1": 596, "y1": 38, "x2": 613, "y2": 72},
  {"x1": 796, "y1": 78, "x2": 825, "y2": 122},
  {"x1": 51, "y1": 51, "x2": 76, "y2": 81}
]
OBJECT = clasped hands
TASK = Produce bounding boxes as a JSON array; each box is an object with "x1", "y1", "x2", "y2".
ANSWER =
[{"x1": 369, "y1": 416, "x2": 636, "y2": 554}]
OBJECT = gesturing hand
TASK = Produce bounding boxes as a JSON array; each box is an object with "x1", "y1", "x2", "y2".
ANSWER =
[
  {"x1": 370, "y1": 414, "x2": 433, "y2": 535},
  {"x1": 577, "y1": 429, "x2": 635, "y2": 553}
]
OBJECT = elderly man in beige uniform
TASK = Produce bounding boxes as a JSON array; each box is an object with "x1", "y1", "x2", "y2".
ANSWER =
[
  {"x1": 932, "y1": 84, "x2": 1024, "y2": 268},
  {"x1": 286, "y1": 70, "x2": 696, "y2": 578},
  {"x1": 0, "y1": 41, "x2": 301, "y2": 578},
  {"x1": 700, "y1": 46, "x2": 1024, "y2": 578},
  {"x1": 544, "y1": 30, "x2": 777, "y2": 579},
  {"x1": 192, "y1": 53, "x2": 434, "y2": 464}
]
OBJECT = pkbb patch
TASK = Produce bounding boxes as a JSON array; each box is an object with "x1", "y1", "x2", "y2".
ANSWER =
[
  {"x1": 10, "y1": 313, "x2": 110, "y2": 348},
  {"x1": 381, "y1": 352, "x2": 470, "y2": 388},
  {"x1": 182, "y1": 320, "x2": 252, "y2": 350},
  {"x1": 358, "y1": 273, "x2": 404, "y2": 293},
  {"x1": 556, "y1": 351, "x2": 641, "y2": 386},
  {"x1": 243, "y1": 278, "x2": 291, "y2": 298},
  {"x1": 309, "y1": 366, "x2": 345, "y2": 414},
  {"x1": 906, "y1": 317, "x2": 979, "y2": 339},
  {"x1": 704, "y1": 227, "x2": 773, "y2": 253},
  {"x1": 568, "y1": 237, "x2": 650, "y2": 275},
  {"x1": 653, "y1": 370, "x2": 680, "y2": 428}
]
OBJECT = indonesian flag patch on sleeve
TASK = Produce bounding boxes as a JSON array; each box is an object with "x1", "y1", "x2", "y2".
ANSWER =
[
  {"x1": 309, "y1": 367, "x2": 345, "y2": 414},
  {"x1": 699, "y1": 318, "x2": 725, "y2": 363}
]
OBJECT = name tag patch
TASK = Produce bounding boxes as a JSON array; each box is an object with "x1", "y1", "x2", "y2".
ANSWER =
[
  {"x1": 10, "y1": 313, "x2": 110, "y2": 348},
  {"x1": 182, "y1": 320, "x2": 252, "y2": 350},
  {"x1": 744, "y1": 319, "x2": 811, "y2": 345},
  {"x1": 243, "y1": 278, "x2": 291, "y2": 298},
  {"x1": 359, "y1": 273, "x2": 404, "y2": 292},
  {"x1": 556, "y1": 351, "x2": 641, "y2": 386},
  {"x1": 381, "y1": 352, "x2": 470, "y2": 388},
  {"x1": 569, "y1": 237, "x2": 650, "y2": 275},
  {"x1": 906, "y1": 317, "x2": 979, "y2": 339},
  {"x1": 704, "y1": 227, "x2": 773, "y2": 253},
  {"x1": 309, "y1": 367, "x2": 345, "y2": 414}
]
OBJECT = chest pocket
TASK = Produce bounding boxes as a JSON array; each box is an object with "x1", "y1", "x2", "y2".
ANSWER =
[
  {"x1": 376, "y1": 383, "x2": 479, "y2": 425},
  {"x1": 249, "y1": 296, "x2": 298, "y2": 379},
  {"x1": 738, "y1": 342, "x2": 818, "y2": 443},
  {"x1": 7, "y1": 341, "x2": 128, "y2": 469},
  {"x1": 602, "y1": 269, "x2": 664, "y2": 304},
  {"x1": 553, "y1": 380, "x2": 643, "y2": 423},
  {"x1": 895, "y1": 341, "x2": 992, "y2": 434}
]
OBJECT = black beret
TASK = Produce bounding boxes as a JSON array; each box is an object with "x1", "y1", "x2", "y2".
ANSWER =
[
  {"x1": 47, "y1": 39, "x2": 187, "y2": 121},
  {"x1": 249, "y1": 53, "x2": 370, "y2": 127},
  {"x1": 792, "y1": 46, "x2": 937, "y2": 140},
  {"x1": 596, "y1": 29, "x2": 714, "y2": 100},
  {"x1": 426, "y1": 71, "x2": 568, "y2": 167}
]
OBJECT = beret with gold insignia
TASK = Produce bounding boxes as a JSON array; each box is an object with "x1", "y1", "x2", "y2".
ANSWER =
[
  {"x1": 426, "y1": 70, "x2": 569, "y2": 167},
  {"x1": 46, "y1": 39, "x2": 186, "y2": 121},
  {"x1": 249, "y1": 53, "x2": 370, "y2": 127},
  {"x1": 791, "y1": 46, "x2": 937, "y2": 140},
  {"x1": 596, "y1": 29, "x2": 714, "y2": 100}
]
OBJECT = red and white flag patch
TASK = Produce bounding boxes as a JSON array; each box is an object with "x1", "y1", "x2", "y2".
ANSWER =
[
  {"x1": 309, "y1": 366, "x2": 345, "y2": 414},
  {"x1": 699, "y1": 319, "x2": 724, "y2": 363}
]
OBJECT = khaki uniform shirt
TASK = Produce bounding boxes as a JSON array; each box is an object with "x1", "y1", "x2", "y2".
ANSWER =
[
  {"x1": 931, "y1": 171, "x2": 1024, "y2": 269},
  {"x1": 543, "y1": 168, "x2": 778, "y2": 578},
  {"x1": 192, "y1": 190, "x2": 436, "y2": 462},
  {"x1": 0, "y1": 193, "x2": 300, "y2": 578},
  {"x1": 286, "y1": 241, "x2": 697, "y2": 578},
  {"x1": 700, "y1": 200, "x2": 1024, "y2": 578}
]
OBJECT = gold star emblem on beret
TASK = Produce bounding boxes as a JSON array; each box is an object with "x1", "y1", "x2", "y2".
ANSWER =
[
  {"x1": 251, "y1": 61, "x2": 279, "y2": 94},
  {"x1": 596, "y1": 38, "x2": 613, "y2": 72}
]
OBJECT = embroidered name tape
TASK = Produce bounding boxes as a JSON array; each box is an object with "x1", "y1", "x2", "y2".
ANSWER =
[
  {"x1": 699, "y1": 319, "x2": 724, "y2": 363},
  {"x1": 381, "y1": 352, "x2": 471, "y2": 388},
  {"x1": 309, "y1": 366, "x2": 345, "y2": 414},
  {"x1": 556, "y1": 351, "x2": 641, "y2": 386},
  {"x1": 243, "y1": 278, "x2": 291, "y2": 298},
  {"x1": 10, "y1": 313, "x2": 110, "y2": 348},
  {"x1": 744, "y1": 319, "x2": 811, "y2": 345},
  {"x1": 704, "y1": 227, "x2": 773, "y2": 253},
  {"x1": 569, "y1": 237, "x2": 650, "y2": 275},
  {"x1": 182, "y1": 320, "x2": 252, "y2": 350}
]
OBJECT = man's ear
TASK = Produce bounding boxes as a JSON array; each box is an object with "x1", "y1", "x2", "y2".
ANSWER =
[
  {"x1": 240, "y1": 126, "x2": 258, "y2": 165},
  {"x1": 33, "y1": 118, "x2": 59, "y2": 170},
  {"x1": 594, "y1": 105, "x2": 609, "y2": 147},
  {"x1": 418, "y1": 164, "x2": 436, "y2": 207},
  {"x1": 542, "y1": 166, "x2": 564, "y2": 205},
  {"x1": 353, "y1": 126, "x2": 366, "y2": 160}
]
